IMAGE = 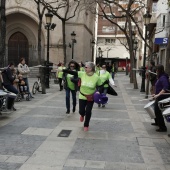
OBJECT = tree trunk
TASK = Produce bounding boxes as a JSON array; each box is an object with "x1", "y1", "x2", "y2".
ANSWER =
[
  {"x1": 0, "y1": 0, "x2": 6, "y2": 67},
  {"x1": 145, "y1": 72, "x2": 150, "y2": 98},
  {"x1": 133, "y1": 56, "x2": 138, "y2": 89},
  {"x1": 165, "y1": 34, "x2": 170, "y2": 75},
  {"x1": 38, "y1": 19, "x2": 42, "y2": 65},
  {"x1": 127, "y1": 15, "x2": 134, "y2": 84},
  {"x1": 62, "y1": 20, "x2": 67, "y2": 64}
]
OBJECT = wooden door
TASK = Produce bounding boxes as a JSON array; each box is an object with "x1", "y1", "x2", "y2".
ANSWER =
[{"x1": 8, "y1": 32, "x2": 29, "y2": 66}]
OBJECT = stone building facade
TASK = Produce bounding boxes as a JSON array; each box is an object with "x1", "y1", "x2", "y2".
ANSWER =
[{"x1": 5, "y1": 0, "x2": 95, "y2": 66}]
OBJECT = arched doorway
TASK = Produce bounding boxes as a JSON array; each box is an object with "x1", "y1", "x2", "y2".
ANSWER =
[{"x1": 8, "y1": 32, "x2": 29, "y2": 66}]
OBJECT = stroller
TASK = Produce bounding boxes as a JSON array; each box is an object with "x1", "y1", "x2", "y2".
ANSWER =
[{"x1": 15, "y1": 76, "x2": 31, "y2": 101}]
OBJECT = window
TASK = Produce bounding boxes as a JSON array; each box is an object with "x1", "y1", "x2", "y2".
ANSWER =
[
  {"x1": 102, "y1": 26, "x2": 115, "y2": 33},
  {"x1": 105, "y1": 39, "x2": 116, "y2": 44},
  {"x1": 103, "y1": 13, "x2": 115, "y2": 20},
  {"x1": 162, "y1": 15, "x2": 165, "y2": 27},
  {"x1": 152, "y1": 2, "x2": 157, "y2": 13}
]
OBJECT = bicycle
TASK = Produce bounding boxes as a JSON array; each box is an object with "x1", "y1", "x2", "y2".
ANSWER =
[{"x1": 32, "y1": 75, "x2": 42, "y2": 94}]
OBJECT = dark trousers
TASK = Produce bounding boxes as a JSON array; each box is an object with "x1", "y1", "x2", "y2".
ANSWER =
[
  {"x1": 4, "y1": 85, "x2": 18, "y2": 94},
  {"x1": 65, "y1": 88, "x2": 76, "y2": 111},
  {"x1": 154, "y1": 94, "x2": 170, "y2": 130},
  {"x1": 112, "y1": 72, "x2": 115, "y2": 80},
  {"x1": 58, "y1": 78, "x2": 63, "y2": 90},
  {"x1": 3, "y1": 85, "x2": 18, "y2": 110},
  {"x1": 79, "y1": 99, "x2": 94, "y2": 127}
]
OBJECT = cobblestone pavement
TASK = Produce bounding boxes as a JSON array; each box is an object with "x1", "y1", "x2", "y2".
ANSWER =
[{"x1": 0, "y1": 73, "x2": 170, "y2": 170}]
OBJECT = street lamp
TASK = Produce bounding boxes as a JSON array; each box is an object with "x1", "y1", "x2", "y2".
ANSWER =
[
  {"x1": 98, "y1": 47, "x2": 103, "y2": 65},
  {"x1": 140, "y1": 10, "x2": 152, "y2": 92},
  {"x1": 107, "y1": 48, "x2": 111, "y2": 59},
  {"x1": 45, "y1": 11, "x2": 56, "y2": 88},
  {"x1": 91, "y1": 39, "x2": 95, "y2": 62},
  {"x1": 71, "y1": 31, "x2": 76, "y2": 60}
]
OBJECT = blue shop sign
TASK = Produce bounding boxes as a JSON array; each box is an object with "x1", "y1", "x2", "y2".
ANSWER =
[{"x1": 154, "y1": 38, "x2": 168, "y2": 45}]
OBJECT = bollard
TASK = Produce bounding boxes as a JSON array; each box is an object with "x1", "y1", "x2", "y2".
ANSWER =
[{"x1": 39, "y1": 66, "x2": 46, "y2": 94}]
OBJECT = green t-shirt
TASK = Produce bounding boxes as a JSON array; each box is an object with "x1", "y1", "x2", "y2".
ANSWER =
[
  {"x1": 95, "y1": 66, "x2": 100, "y2": 76},
  {"x1": 66, "y1": 73, "x2": 75, "y2": 90},
  {"x1": 58, "y1": 66, "x2": 65, "y2": 78},
  {"x1": 80, "y1": 67, "x2": 85, "y2": 72},
  {"x1": 112, "y1": 66, "x2": 115, "y2": 72},
  {"x1": 78, "y1": 71, "x2": 102, "y2": 100},
  {"x1": 100, "y1": 71, "x2": 111, "y2": 87}
]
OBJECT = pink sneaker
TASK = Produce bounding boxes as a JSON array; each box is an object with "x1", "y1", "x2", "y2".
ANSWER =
[
  {"x1": 80, "y1": 116, "x2": 84, "y2": 122},
  {"x1": 84, "y1": 127, "x2": 89, "y2": 131}
]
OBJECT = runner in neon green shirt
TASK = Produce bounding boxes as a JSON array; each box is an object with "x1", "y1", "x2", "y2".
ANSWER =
[
  {"x1": 63, "y1": 61, "x2": 79, "y2": 114},
  {"x1": 99, "y1": 64, "x2": 116, "y2": 107},
  {"x1": 57, "y1": 63, "x2": 66, "y2": 91},
  {"x1": 63, "y1": 62, "x2": 102, "y2": 131}
]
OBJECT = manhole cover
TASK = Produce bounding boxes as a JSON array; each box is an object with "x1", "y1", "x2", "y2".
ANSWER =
[{"x1": 58, "y1": 130, "x2": 72, "y2": 137}]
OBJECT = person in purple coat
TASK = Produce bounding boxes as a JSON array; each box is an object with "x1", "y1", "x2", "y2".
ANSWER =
[{"x1": 152, "y1": 64, "x2": 170, "y2": 132}]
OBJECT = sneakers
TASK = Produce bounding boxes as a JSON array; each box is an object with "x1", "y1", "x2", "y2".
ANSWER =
[
  {"x1": 66, "y1": 110, "x2": 70, "y2": 114},
  {"x1": 80, "y1": 116, "x2": 84, "y2": 122},
  {"x1": 98, "y1": 104, "x2": 101, "y2": 107},
  {"x1": 84, "y1": 127, "x2": 89, "y2": 131},
  {"x1": 102, "y1": 104, "x2": 105, "y2": 108},
  {"x1": 13, "y1": 107, "x2": 17, "y2": 111},
  {"x1": 151, "y1": 123, "x2": 158, "y2": 126},
  {"x1": 156, "y1": 128, "x2": 167, "y2": 132}
]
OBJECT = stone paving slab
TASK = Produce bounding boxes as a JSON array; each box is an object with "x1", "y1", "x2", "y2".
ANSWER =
[
  {"x1": 8, "y1": 116, "x2": 63, "y2": 129},
  {"x1": 25, "y1": 150, "x2": 68, "y2": 167},
  {"x1": 0, "y1": 134, "x2": 46, "y2": 156},
  {"x1": 68, "y1": 138, "x2": 144, "y2": 163},
  {"x1": 64, "y1": 159, "x2": 86, "y2": 168},
  {"x1": 0, "y1": 162, "x2": 22, "y2": 170},
  {"x1": 140, "y1": 146, "x2": 164, "y2": 164},
  {"x1": 19, "y1": 164, "x2": 63, "y2": 170},
  {"x1": 89, "y1": 120, "x2": 134, "y2": 133},
  {"x1": 5, "y1": 155, "x2": 29, "y2": 164},
  {"x1": 85, "y1": 160, "x2": 105, "y2": 169},
  {"x1": 22, "y1": 127, "x2": 54, "y2": 136}
]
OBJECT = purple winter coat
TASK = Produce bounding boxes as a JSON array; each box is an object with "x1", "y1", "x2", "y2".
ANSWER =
[{"x1": 155, "y1": 73, "x2": 170, "y2": 94}]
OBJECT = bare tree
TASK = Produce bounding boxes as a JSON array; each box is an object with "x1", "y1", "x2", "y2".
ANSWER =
[
  {"x1": 0, "y1": 0, "x2": 6, "y2": 68},
  {"x1": 34, "y1": 0, "x2": 46, "y2": 65},
  {"x1": 34, "y1": 0, "x2": 47, "y2": 94},
  {"x1": 37, "y1": 0, "x2": 81, "y2": 64},
  {"x1": 86, "y1": 0, "x2": 151, "y2": 89}
]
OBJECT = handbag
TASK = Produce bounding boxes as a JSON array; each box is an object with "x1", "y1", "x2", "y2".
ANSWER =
[{"x1": 80, "y1": 91, "x2": 94, "y2": 101}]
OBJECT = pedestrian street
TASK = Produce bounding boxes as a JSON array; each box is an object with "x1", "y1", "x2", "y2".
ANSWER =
[{"x1": 0, "y1": 73, "x2": 170, "y2": 170}]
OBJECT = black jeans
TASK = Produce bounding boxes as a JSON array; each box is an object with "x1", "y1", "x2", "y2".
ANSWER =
[
  {"x1": 65, "y1": 88, "x2": 76, "y2": 111},
  {"x1": 79, "y1": 99, "x2": 94, "y2": 127},
  {"x1": 58, "y1": 78, "x2": 63, "y2": 90},
  {"x1": 154, "y1": 94, "x2": 170, "y2": 130}
]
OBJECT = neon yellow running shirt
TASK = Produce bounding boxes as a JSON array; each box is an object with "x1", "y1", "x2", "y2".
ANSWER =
[{"x1": 78, "y1": 71, "x2": 102, "y2": 100}]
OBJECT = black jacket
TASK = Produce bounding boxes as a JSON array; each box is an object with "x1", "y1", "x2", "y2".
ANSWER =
[{"x1": 2, "y1": 67, "x2": 15, "y2": 86}]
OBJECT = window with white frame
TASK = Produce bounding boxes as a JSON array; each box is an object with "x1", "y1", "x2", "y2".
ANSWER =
[
  {"x1": 105, "y1": 39, "x2": 116, "y2": 44},
  {"x1": 102, "y1": 26, "x2": 115, "y2": 33},
  {"x1": 152, "y1": 2, "x2": 157, "y2": 13}
]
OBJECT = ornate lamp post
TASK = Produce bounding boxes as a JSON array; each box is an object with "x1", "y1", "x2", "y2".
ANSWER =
[
  {"x1": 45, "y1": 11, "x2": 56, "y2": 88},
  {"x1": 91, "y1": 39, "x2": 95, "y2": 62},
  {"x1": 71, "y1": 31, "x2": 76, "y2": 60},
  {"x1": 140, "y1": 10, "x2": 152, "y2": 92}
]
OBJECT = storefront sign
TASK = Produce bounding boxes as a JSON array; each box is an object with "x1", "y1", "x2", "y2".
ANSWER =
[{"x1": 154, "y1": 38, "x2": 168, "y2": 45}]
